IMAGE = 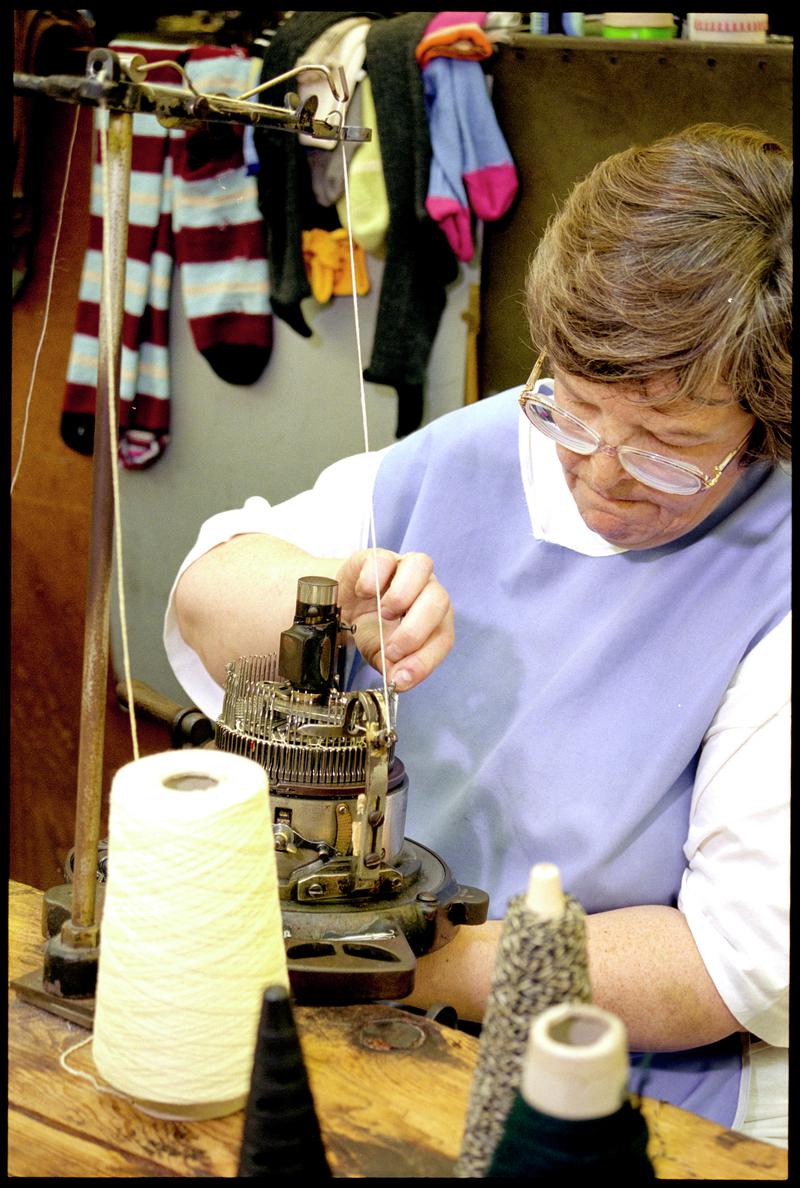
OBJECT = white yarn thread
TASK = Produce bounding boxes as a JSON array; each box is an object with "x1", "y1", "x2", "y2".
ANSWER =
[
  {"x1": 98, "y1": 112, "x2": 139, "y2": 761},
  {"x1": 91, "y1": 749, "x2": 288, "y2": 1118},
  {"x1": 61, "y1": 1034, "x2": 133, "y2": 1102},
  {"x1": 340, "y1": 138, "x2": 391, "y2": 714},
  {"x1": 11, "y1": 105, "x2": 81, "y2": 495}
]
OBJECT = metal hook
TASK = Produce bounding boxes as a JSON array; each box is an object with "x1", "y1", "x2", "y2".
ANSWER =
[{"x1": 237, "y1": 62, "x2": 349, "y2": 104}]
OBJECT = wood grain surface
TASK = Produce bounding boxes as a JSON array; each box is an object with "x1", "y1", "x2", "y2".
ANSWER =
[{"x1": 8, "y1": 882, "x2": 788, "y2": 1179}]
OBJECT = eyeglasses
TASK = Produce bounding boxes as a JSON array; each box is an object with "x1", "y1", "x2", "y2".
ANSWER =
[{"x1": 518, "y1": 352, "x2": 751, "y2": 496}]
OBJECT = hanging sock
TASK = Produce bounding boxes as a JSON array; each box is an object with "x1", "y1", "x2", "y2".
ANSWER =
[
  {"x1": 253, "y1": 12, "x2": 376, "y2": 340},
  {"x1": 170, "y1": 46, "x2": 272, "y2": 388},
  {"x1": 62, "y1": 41, "x2": 182, "y2": 463},
  {"x1": 361, "y1": 13, "x2": 460, "y2": 439},
  {"x1": 62, "y1": 42, "x2": 272, "y2": 470},
  {"x1": 422, "y1": 59, "x2": 473, "y2": 262},
  {"x1": 303, "y1": 228, "x2": 370, "y2": 303},
  {"x1": 456, "y1": 61, "x2": 519, "y2": 223},
  {"x1": 423, "y1": 57, "x2": 518, "y2": 263},
  {"x1": 415, "y1": 11, "x2": 493, "y2": 69},
  {"x1": 336, "y1": 76, "x2": 390, "y2": 257}
]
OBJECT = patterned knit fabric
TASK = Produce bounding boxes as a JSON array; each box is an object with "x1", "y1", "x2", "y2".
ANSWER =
[
  {"x1": 415, "y1": 10, "x2": 493, "y2": 68},
  {"x1": 453, "y1": 891, "x2": 591, "y2": 1177},
  {"x1": 62, "y1": 41, "x2": 272, "y2": 469},
  {"x1": 423, "y1": 56, "x2": 518, "y2": 262}
]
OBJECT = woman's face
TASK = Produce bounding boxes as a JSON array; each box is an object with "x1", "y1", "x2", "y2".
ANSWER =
[{"x1": 553, "y1": 369, "x2": 756, "y2": 550}]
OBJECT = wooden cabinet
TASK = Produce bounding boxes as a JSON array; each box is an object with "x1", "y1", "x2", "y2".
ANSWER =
[{"x1": 479, "y1": 36, "x2": 793, "y2": 396}]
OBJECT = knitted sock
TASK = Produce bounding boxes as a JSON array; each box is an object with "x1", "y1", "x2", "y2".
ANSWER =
[
  {"x1": 415, "y1": 11, "x2": 493, "y2": 68},
  {"x1": 62, "y1": 41, "x2": 182, "y2": 464},
  {"x1": 362, "y1": 13, "x2": 459, "y2": 438},
  {"x1": 254, "y1": 12, "x2": 375, "y2": 338},
  {"x1": 453, "y1": 60, "x2": 518, "y2": 222},
  {"x1": 422, "y1": 57, "x2": 518, "y2": 263},
  {"x1": 422, "y1": 57, "x2": 474, "y2": 262},
  {"x1": 270, "y1": 299, "x2": 313, "y2": 338},
  {"x1": 63, "y1": 42, "x2": 272, "y2": 468},
  {"x1": 335, "y1": 77, "x2": 390, "y2": 257},
  {"x1": 302, "y1": 229, "x2": 369, "y2": 303},
  {"x1": 171, "y1": 46, "x2": 272, "y2": 387}
]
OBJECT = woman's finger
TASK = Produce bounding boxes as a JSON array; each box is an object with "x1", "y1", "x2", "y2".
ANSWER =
[{"x1": 383, "y1": 575, "x2": 451, "y2": 663}]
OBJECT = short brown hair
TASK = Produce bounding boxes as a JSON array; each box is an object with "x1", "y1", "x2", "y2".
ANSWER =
[{"x1": 525, "y1": 123, "x2": 792, "y2": 464}]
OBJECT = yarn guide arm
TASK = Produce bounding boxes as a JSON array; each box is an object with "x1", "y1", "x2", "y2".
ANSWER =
[{"x1": 13, "y1": 47, "x2": 372, "y2": 141}]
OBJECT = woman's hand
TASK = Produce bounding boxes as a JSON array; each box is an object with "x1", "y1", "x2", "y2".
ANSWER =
[{"x1": 335, "y1": 549, "x2": 454, "y2": 691}]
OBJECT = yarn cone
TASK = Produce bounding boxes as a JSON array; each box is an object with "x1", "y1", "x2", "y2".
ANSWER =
[
  {"x1": 454, "y1": 863, "x2": 591, "y2": 1177},
  {"x1": 487, "y1": 1002, "x2": 655, "y2": 1179},
  {"x1": 237, "y1": 985, "x2": 331, "y2": 1177}
]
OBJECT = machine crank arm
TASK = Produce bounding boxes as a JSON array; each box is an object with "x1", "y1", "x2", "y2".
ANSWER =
[{"x1": 115, "y1": 679, "x2": 213, "y2": 747}]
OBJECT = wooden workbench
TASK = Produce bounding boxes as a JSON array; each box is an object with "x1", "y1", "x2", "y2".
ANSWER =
[{"x1": 8, "y1": 881, "x2": 788, "y2": 1178}]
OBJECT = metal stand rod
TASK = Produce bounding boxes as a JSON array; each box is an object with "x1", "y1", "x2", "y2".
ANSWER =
[{"x1": 66, "y1": 109, "x2": 132, "y2": 941}]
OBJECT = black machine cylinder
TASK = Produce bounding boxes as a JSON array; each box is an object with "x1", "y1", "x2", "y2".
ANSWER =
[{"x1": 278, "y1": 576, "x2": 342, "y2": 701}]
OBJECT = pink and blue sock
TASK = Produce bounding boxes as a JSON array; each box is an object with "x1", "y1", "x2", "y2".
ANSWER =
[{"x1": 422, "y1": 57, "x2": 518, "y2": 262}]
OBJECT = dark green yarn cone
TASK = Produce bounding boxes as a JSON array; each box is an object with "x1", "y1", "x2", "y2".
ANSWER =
[{"x1": 487, "y1": 1091, "x2": 656, "y2": 1180}]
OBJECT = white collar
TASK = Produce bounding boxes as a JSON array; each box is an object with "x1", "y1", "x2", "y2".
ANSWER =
[{"x1": 517, "y1": 378, "x2": 628, "y2": 557}]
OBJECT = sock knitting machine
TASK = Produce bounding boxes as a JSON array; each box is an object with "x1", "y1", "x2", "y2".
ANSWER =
[
  {"x1": 58, "y1": 574, "x2": 488, "y2": 1005},
  {"x1": 213, "y1": 575, "x2": 489, "y2": 1001}
]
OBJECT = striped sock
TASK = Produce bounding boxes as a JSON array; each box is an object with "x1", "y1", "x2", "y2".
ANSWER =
[
  {"x1": 171, "y1": 46, "x2": 272, "y2": 388},
  {"x1": 62, "y1": 41, "x2": 271, "y2": 470}
]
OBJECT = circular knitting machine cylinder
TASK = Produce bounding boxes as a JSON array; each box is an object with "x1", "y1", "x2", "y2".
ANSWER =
[{"x1": 215, "y1": 634, "x2": 489, "y2": 1004}]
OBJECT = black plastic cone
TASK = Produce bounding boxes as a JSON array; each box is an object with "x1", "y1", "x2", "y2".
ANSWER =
[{"x1": 237, "y1": 984, "x2": 332, "y2": 1177}]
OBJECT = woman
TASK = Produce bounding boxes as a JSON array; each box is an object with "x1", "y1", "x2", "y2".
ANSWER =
[{"x1": 166, "y1": 124, "x2": 791, "y2": 1145}]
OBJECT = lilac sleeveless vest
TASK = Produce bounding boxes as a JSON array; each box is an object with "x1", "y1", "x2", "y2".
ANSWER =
[{"x1": 348, "y1": 390, "x2": 791, "y2": 1128}]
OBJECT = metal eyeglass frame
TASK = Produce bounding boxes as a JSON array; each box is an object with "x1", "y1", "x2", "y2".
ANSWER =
[{"x1": 518, "y1": 351, "x2": 752, "y2": 496}]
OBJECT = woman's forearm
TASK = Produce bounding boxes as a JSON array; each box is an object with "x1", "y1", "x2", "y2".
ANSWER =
[
  {"x1": 584, "y1": 905, "x2": 744, "y2": 1050},
  {"x1": 175, "y1": 534, "x2": 455, "y2": 693},
  {"x1": 404, "y1": 904, "x2": 744, "y2": 1052}
]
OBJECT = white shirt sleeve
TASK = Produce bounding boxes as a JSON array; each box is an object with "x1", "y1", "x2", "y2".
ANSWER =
[
  {"x1": 678, "y1": 611, "x2": 791, "y2": 1047},
  {"x1": 163, "y1": 448, "x2": 389, "y2": 717}
]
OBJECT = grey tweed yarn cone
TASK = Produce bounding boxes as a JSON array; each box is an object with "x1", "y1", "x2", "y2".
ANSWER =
[{"x1": 454, "y1": 874, "x2": 591, "y2": 1177}]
